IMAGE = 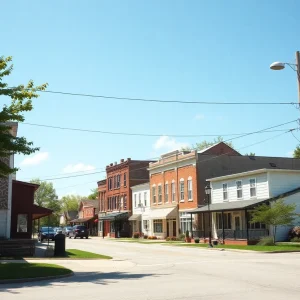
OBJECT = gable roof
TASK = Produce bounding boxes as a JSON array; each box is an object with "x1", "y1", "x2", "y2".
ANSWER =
[
  {"x1": 81, "y1": 199, "x2": 99, "y2": 208},
  {"x1": 198, "y1": 142, "x2": 240, "y2": 155}
]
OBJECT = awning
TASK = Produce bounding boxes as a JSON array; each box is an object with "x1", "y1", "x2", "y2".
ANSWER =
[
  {"x1": 32, "y1": 204, "x2": 53, "y2": 220},
  {"x1": 70, "y1": 216, "x2": 95, "y2": 223},
  {"x1": 149, "y1": 207, "x2": 177, "y2": 219},
  {"x1": 99, "y1": 212, "x2": 129, "y2": 221},
  {"x1": 128, "y1": 214, "x2": 141, "y2": 221},
  {"x1": 190, "y1": 198, "x2": 269, "y2": 214}
]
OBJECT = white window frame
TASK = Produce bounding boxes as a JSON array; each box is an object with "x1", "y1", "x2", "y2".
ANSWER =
[
  {"x1": 144, "y1": 191, "x2": 147, "y2": 207},
  {"x1": 158, "y1": 184, "x2": 162, "y2": 203},
  {"x1": 152, "y1": 185, "x2": 156, "y2": 204},
  {"x1": 180, "y1": 179, "x2": 184, "y2": 202},
  {"x1": 165, "y1": 182, "x2": 169, "y2": 203},
  {"x1": 250, "y1": 178, "x2": 256, "y2": 198},
  {"x1": 134, "y1": 194, "x2": 137, "y2": 207},
  {"x1": 153, "y1": 219, "x2": 163, "y2": 233},
  {"x1": 171, "y1": 181, "x2": 176, "y2": 202},
  {"x1": 223, "y1": 183, "x2": 228, "y2": 201},
  {"x1": 187, "y1": 177, "x2": 193, "y2": 201},
  {"x1": 236, "y1": 180, "x2": 243, "y2": 199}
]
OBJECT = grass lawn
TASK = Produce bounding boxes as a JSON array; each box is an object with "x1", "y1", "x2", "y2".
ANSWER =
[
  {"x1": 0, "y1": 263, "x2": 72, "y2": 280},
  {"x1": 168, "y1": 243, "x2": 300, "y2": 252},
  {"x1": 63, "y1": 249, "x2": 112, "y2": 259}
]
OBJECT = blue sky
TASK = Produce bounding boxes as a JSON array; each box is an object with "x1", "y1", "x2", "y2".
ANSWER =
[{"x1": 1, "y1": 0, "x2": 300, "y2": 197}]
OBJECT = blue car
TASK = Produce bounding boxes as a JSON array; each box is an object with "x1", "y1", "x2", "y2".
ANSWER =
[{"x1": 38, "y1": 227, "x2": 55, "y2": 242}]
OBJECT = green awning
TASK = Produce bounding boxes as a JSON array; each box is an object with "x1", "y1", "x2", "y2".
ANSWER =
[{"x1": 99, "y1": 212, "x2": 129, "y2": 221}]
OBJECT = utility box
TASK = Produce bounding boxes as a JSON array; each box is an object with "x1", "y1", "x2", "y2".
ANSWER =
[{"x1": 54, "y1": 233, "x2": 66, "y2": 257}]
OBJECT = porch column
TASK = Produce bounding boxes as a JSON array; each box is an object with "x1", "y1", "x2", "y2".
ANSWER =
[
  {"x1": 203, "y1": 213, "x2": 206, "y2": 240},
  {"x1": 245, "y1": 209, "x2": 249, "y2": 243},
  {"x1": 190, "y1": 213, "x2": 193, "y2": 238},
  {"x1": 221, "y1": 211, "x2": 225, "y2": 244}
]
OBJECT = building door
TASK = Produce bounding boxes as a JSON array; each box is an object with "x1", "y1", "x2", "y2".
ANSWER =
[
  {"x1": 234, "y1": 216, "x2": 241, "y2": 230},
  {"x1": 172, "y1": 220, "x2": 176, "y2": 236},
  {"x1": 166, "y1": 221, "x2": 170, "y2": 237}
]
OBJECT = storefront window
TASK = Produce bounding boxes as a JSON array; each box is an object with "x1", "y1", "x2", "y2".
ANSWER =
[
  {"x1": 17, "y1": 214, "x2": 28, "y2": 233},
  {"x1": 110, "y1": 222, "x2": 115, "y2": 232},
  {"x1": 153, "y1": 219, "x2": 163, "y2": 233},
  {"x1": 179, "y1": 212, "x2": 194, "y2": 233}
]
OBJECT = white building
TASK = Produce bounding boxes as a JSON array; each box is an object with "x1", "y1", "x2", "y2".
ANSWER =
[
  {"x1": 129, "y1": 182, "x2": 151, "y2": 236},
  {"x1": 0, "y1": 122, "x2": 18, "y2": 238},
  {"x1": 192, "y1": 169, "x2": 300, "y2": 243}
]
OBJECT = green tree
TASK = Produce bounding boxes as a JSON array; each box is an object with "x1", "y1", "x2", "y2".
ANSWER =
[
  {"x1": 245, "y1": 152, "x2": 255, "y2": 156},
  {"x1": 293, "y1": 146, "x2": 300, "y2": 158},
  {"x1": 250, "y1": 199, "x2": 297, "y2": 243},
  {"x1": 88, "y1": 188, "x2": 98, "y2": 200},
  {"x1": 31, "y1": 178, "x2": 60, "y2": 226},
  {"x1": 0, "y1": 56, "x2": 47, "y2": 176},
  {"x1": 61, "y1": 195, "x2": 81, "y2": 212},
  {"x1": 182, "y1": 136, "x2": 234, "y2": 151}
]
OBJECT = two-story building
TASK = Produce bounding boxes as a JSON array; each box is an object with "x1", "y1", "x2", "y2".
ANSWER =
[
  {"x1": 71, "y1": 199, "x2": 99, "y2": 235},
  {"x1": 129, "y1": 182, "x2": 151, "y2": 236},
  {"x1": 192, "y1": 169, "x2": 300, "y2": 244},
  {"x1": 99, "y1": 158, "x2": 153, "y2": 238},
  {"x1": 97, "y1": 179, "x2": 106, "y2": 237}
]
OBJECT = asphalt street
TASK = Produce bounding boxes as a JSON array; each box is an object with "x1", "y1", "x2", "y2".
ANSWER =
[{"x1": 1, "y1": 238, "x2": 300, "y2": 300}]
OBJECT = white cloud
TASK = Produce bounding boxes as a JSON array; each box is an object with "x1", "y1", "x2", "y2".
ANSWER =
[
  {"x1": 62, "y1": 163, "x2": 96, "y2": 174},
  {"x1": 20, "y1": 152, "x2": 49, "y2": 166},
  {"x1": 287, "y1": 150, "x2": 294, "y2": 157},
  {"x1": 153, "y1": 136, "x2": 189, "y2": 151},
  {"x1": 195, "y1": 114, "x2": 205, "y2": 120}
]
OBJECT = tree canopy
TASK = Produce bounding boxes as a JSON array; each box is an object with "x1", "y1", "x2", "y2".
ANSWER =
[
  {"x1": 293, "y1": 146, "x2": 300, "y2": 158},
  {"x1": 0, "y1": 56, "x2": 47, "y2": 176},
  {"x1": 88, "y1": 188, "x2": 98, "y2": 200},
  {"x1": 60, "y1": 194, "x2": 81, "y2": 212},
  {"x1": 250, "y1": 199, "x2": 297, "y2": 243}
]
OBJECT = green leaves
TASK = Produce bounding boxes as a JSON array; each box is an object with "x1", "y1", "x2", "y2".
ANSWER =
[
  {"x1": 293, "y1": 146, "x2": 300, "y2": 158},
  {"x1": 0, "y1": 55, "x2": 48, "y2": 176}
]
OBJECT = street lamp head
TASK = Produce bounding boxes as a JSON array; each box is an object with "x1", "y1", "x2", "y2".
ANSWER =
[
  {"x1": 270, "y1": 61, "x2": 285, "y2": 71},
  {"x1": 204, "y1": 182, "x2": 211, "y2": 195}
]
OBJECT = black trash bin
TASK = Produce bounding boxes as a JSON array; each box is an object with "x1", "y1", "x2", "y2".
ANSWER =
[{"x1": 54, "y1": 233, "x2": 66, "y2": 257}]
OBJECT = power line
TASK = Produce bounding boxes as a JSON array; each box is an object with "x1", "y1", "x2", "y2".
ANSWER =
[
  {"x1": 291, "y1": 130, "x2": 300, "y2": 143},
  {"x1": 36, "y1": 89, "x2": 297, "y2": 105},
  {"x1": 21, "y1": 122, "x2": 294, "y2": 138}
]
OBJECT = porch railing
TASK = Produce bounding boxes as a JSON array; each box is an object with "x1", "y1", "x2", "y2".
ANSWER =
[{"x1": 216, "y1": 229, "x2": 269, "y2": 241}]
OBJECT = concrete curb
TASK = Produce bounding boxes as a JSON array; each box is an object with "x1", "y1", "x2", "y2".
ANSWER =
[{"x1": 0, "y1": 271, "x2": 74, "y2": 285}]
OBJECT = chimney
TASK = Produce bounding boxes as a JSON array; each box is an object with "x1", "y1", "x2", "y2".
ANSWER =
[
  {"x1": 120, "y1": 159, "x2": 124, "y2": 163},
  {"x1": 114, "y1": 161, "x2": 117, "y2": 166},
  {"x1": 127, "y1": 158, "x2": 131, "y2": 161}
]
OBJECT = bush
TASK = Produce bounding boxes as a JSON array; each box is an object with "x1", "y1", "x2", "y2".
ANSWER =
[
  {"x1": 185, "y1": 230, "x2": 189, "y2": 238},
  {"x1": 194, "y1": 238, "x2": 200, "y2": 244},
  {"x1": 133, "y1": 232, "x2": 140, "y2": 239},
  {"x1": 257, "y1": 236, "x2": 275, "y2": 246},
  {"x1": 143, "y1": 235, "x2": 148, "y2": 239},
  {"x1": 179, "y1": 234, "x2": 185, "y2": 241},
  {"x1": 289, "y1": 226, "x2": 300, "y2": 240},
  {"x1": 290, "y1": 237, "x2": 300, "y2": 243},
  {"x1": 166, "y1": 236, "x2": 178, "y2": 241},
  {"x1": 147, "y1": 236, "x2": 157, "y2": 240}
]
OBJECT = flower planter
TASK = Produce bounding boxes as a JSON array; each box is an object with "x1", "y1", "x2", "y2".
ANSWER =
[{"x1": 185, "y1": 238, "x2": 192, "y2": 243}]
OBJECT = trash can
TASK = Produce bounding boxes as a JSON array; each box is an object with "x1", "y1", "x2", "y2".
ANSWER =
[
  {"x1": 54, "y1": 233, "x2": 66, "y2": 257},
  {"x1": 212, "y1": 240, "x2": 218, "y2": 246}
]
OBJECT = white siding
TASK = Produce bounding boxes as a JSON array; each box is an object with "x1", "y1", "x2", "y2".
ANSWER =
[
  {"x1": 211, "y1": 173, "x2": 269, "y2": 203},
  {"x1": 0, "y1": 210, "x2": 7, "y2": 238},
  {"x1": 275, "y1": 192, "x2": 300, "y2": 241},
  {"x1": 269, "y1": 172, "x2": 300, "y2": 197}
]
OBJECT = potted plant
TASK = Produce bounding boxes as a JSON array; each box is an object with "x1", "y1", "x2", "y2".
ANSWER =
[
  {"x1": 185, "y1": 230, "x2": 191, "y2": 243},
  {"x1": 194, "y1": 238, "x2": 200, "y2": 244}
]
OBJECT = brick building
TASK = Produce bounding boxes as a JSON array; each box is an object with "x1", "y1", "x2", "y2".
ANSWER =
[{"x1": 98, "y1": 158, "x2": 153, "y2": 238}]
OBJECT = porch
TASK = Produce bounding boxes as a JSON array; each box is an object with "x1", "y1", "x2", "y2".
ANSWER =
[{"x1": 191, "y1": 198, "x2": 271, "y2": 245}]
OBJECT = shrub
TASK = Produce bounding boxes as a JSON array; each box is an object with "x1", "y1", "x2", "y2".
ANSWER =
[
  {"x1": 179, "y1": 234, "x2": 185, "y2": 241},
  {"x1": 257, "y1": 236, "x2": 275, "y2": 246},
  {"x1": 185, "y1": 230, "x2": 189, "y2": 238},
  {"x1": 143, "y1": 235, "x2": 148, "y2": 239},
  {"x1": 166, "y1": 237, "x2": 171, "y2": 241},
  {"x1": 289, "y1": 226, "x2": 300, "y2": 240},
  {"x1": 170, "y1": 236, "x2": 178, "y2": 241},
  {"x1": 290, "y1": 237, "x2": 300, "y2": 243},
  {"x1": 133, "y1": 232, "x2": 140, "y2": 239},
  {"x1": 194, "y1": 238, "x2": 200, "y2": 244},
  {"x1": 148, "y1": 236, "x2": 157, "y2": 240}
]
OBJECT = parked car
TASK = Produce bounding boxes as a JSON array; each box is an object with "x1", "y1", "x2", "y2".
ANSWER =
[
  {"x1": 54, "y1": 227, "x2": 63, "y2": 234},
  {"x1": 63, "y1": 226, "x2": 73, "y2": 236},
  {"x1": 69, "y1": 225, "x2": 89, "y2": 239},
  {"x1": 38, "y1": 227, "x2": 55, "y2": 242}
]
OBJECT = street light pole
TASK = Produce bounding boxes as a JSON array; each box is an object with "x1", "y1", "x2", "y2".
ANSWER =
[{"x1": 205, "y1": 182, "x2": 213, "y2": 248}]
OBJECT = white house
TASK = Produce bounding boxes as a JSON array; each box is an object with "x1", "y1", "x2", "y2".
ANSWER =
[
  {"x1": 129, "y1": 182, "x2": 151, "y2": 236},
  {"x1": 0, "y1": 122, "x2": 18, "y2": 239},
  {"x1": 192, "y1": 169, "x2": 300, "y2": 244}
]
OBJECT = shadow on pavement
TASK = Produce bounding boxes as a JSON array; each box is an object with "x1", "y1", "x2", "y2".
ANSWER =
[{"x1": 0, "y1": 271, "x2": 166, "y2": 294}]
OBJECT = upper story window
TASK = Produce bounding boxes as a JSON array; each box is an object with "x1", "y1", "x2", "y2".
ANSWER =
[
  {"x1": 223, "y1": 183, "x2": 228, "y2": 201},
  {"x1": 144, "y1": 191, "x2": 147, "y2": 207},
  {"x1": 158, "y1": 185, "x2": 162, "y2": 203},
  {"x1": 124, "y1": 173, "x2": 127, "y2": 187},
  {"x1": 114, "y1": 176, "x2": 117, "y2": 188},
  {"x1": 138, "y1": 193, "x2": 141, "y2": 206},
  {"x1": 134, "y1": 194, "x2": 137, "y2": 207},
  {"x1": 236, "y1": 180, "x2": 243, "y2": 199},
  {"x1": 171, "y1": 181, "x2": 176, "y2": 202},
  {"x1": 187, "y1": 177, "x2": 192, "y2": 200},
  {"x1": 124, "y1": 195, "x2": 127, "y2": 210},
  {"x1": 152, "y1": 186, "x2": 156, "y2": 204},
  {"x1": 165, "y1": 183, "x2": 169, "y2": 203},
  {"x1": 117, "y1": 174, "x2": 120, "y2": 188},
  {"x1": 250, "y1": 178, "x2": 256, "y2": 197},
  {"x1": 180, "y1": 179, "x2": 184, "y2": 201}
]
